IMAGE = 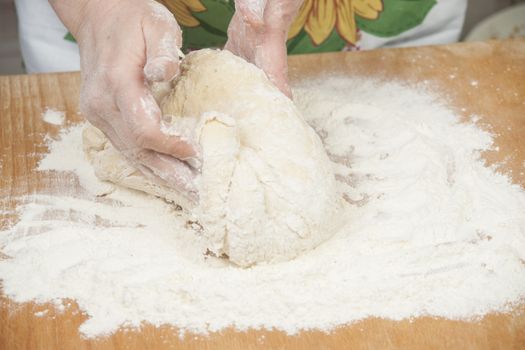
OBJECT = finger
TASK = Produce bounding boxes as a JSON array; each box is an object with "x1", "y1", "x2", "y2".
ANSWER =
[
  {"x1": 90, "y1": 108, "x2": 199, "y2": 203},
  {"x1": 224, "y1": 14, "x2": 248, "y2": 58},
  {"x1": 143, "y1": 3, "x2": 183, "y2": 82},
  {"x1": 89, "y1": 115, "x2": 131, "y2": 155},
  {"x1": 234, "y1": 0, "x2": 265, "y2": 26},
  {"x1": 259, "y1": 34, "x2": 293, "y2": 98},
  {"x1": 136, "y1": 149, "x2": 199, "y2": 203},
  {"x1": 260, "y1": 0, "x2": 303, "y2": 97},
  {"x1": 264, "y1": 0, "x2": 304, "y2": 30},
  {"x1": 115, "y1": 83, "x2": 198, "y2": 160},
  {"x1": 259, "y1": 0, "x2": 301, "y2": 98}
]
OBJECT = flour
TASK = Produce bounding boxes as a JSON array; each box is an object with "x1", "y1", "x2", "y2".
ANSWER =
[
  {"x1": 34, "y1": 310, "x2": 48, "y2": 317},
  {"x1": 38, "y1": 126, "x2": 114, "y2": 196},
  {"x1": 149, "y1": 0, "x2": 174, "y2": 23},
  {"x1": 41, "y1": 108, "x2": 65, "y2": 126},
  {"x1": 243, "y1": 0, "x2": 267, "y2": 19},
  {"x1": 1, "y1": 77, "x2": 525, "y2": 338}
]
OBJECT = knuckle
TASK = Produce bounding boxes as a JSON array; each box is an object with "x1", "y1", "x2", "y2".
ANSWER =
[
  {"x1": 133, "y1": 124, "x2": 159, "y2": 149},
  {"x1": 134, "y1": 148, "x2": 153, "y2": 163}
]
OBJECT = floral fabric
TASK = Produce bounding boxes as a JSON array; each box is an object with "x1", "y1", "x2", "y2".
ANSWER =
[{"x1": 156, "y1": 0, "x2": 466, "y2": 54}]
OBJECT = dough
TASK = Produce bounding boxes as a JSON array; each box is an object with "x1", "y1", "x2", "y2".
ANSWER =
[{"x1": 83, "y1": 49, "x2": 342, "y2": 267}]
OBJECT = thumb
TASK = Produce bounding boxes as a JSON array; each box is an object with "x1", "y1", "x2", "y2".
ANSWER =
[{"x1": 143, "y1": 6, "x2": 183, "y2": 82}]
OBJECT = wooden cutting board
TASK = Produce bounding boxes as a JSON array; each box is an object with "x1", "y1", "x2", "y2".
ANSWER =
[{"x1": 1, "y1": 39, "x2": 524, "y2": 349}]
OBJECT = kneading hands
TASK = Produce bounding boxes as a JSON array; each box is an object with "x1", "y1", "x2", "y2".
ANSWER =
[{"x1": 50, "y1": 0, "x2": 302, "y2": 198}]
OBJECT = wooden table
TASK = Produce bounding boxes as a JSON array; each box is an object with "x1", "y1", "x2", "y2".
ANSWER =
[{"x1": 1, "y1": 40, "x2": 525, "y2": 349}]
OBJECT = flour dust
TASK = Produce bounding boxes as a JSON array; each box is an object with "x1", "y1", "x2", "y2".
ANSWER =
[
  {"x1": 41, "y1": 108, "x2": 65, "y2": 126},
  {"x1": 0, "y1": 77, "x2": 524, "y2": 338}
]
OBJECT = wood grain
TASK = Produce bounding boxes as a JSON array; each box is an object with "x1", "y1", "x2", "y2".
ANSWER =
[{"x1": 1, "y1": 39, "x2": 525, "y2": 349}]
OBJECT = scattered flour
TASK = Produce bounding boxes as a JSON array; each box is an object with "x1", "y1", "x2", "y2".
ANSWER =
[
  {"x1": 1, "y1": 77, "x2": 524, "y2": 338},
  {"x1": 41, "y1": 108, "x2": 65, "y2": 126},
  {"x1": 38, "y1": 126, "x2": 114, "y2": 196}
]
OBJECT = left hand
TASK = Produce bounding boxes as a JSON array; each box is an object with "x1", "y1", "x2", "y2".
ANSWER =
[
  {"x1": 225, "y1": 0, "x2": 303, "y2": 98},
  {"x1": 50, "y1": 0, "x2": 200, "y2": 202}
]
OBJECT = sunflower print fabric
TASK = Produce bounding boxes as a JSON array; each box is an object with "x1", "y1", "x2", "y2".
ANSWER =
[{"x1": 154, "y1": 0, "x2": 436, "y2": 53}]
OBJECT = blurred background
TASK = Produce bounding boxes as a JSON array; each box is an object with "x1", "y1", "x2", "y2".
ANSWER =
[{"x1": 1, "y1": 0, "x2": 524, "y2": 75}]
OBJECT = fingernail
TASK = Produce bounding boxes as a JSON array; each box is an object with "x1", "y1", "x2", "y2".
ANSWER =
[{"x1": 185, "y1": 157, "x2": 202, "y2": 170}]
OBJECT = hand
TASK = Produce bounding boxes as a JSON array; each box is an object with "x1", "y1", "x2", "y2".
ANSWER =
[
  {"x1": 225, "y1": 0, "x2": 303, "y2": 98},
  {"x1": 50, "y1": 0, "x2": 199, "y2": 201}
]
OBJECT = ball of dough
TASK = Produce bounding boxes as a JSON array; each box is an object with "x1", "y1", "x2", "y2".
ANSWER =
[{"x1": 84, "y1": 49, "x2": 341, "y2": 267}]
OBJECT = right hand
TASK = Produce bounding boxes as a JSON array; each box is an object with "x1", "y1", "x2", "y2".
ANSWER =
[
  {"x1": 225, "y1": 0, "x2": 303, "y2": 98},
  {"x1": 50, "y1": 0, "x2": 199, "y2": 202}
]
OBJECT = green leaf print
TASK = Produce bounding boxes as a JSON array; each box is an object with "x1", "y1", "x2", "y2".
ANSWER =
[
  {"x1": 182, "y1": 25, "x2": 228, "y2": 51},
  {"x1": 64, "y1": 32, "x2": 76, "y2": 43},
  {"x1": 356, "y1": 0, "x2": 437, "y2": 37},
  {"x1": 192, "y1": 0, "x2": 234, "y2": 34},
  {"x1": 287, "y1": 30, "x2": 346, "y2": 55}
]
